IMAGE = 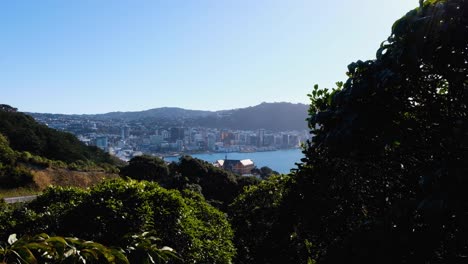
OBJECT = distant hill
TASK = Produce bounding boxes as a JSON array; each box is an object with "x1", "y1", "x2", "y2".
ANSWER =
[
  {"x1": 192, "y1": 102, "x2": 309, "y2": 131},
  {"x1": 30, "y1": 102, "x2": 309, "y2": 131},
  {"x1": 89, "y1": 107, "x2": 213, "y2": 120},
  {"x1": 0, "y1": 105, "x2": 117, "y2": 165}
]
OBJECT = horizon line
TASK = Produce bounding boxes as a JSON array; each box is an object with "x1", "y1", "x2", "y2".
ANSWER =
[{"x1": 21, "y1": 101, "x2": 309, "y2": 116}]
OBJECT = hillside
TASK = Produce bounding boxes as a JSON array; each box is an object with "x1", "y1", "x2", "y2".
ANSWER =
[
  {"x1": 0, "y1": 105, "x2": 118, "y2": 165},
  {"x1": 193, "y1": 102, "x2": 309, "y2": 131},
  {"x1": 89, "y1": 107, "x2": 213, "y2": 120}
]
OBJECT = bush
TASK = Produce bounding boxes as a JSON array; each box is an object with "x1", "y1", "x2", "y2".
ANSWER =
[
  {"x1": 229, "y1": 175, "x2": 293, "y2": 264},
  {"x1": 1, "y1": 179, "x2": 236, "y2": 263},
  {"x1": 0, "y1": 165, "x2": 34, "y2": 188}
]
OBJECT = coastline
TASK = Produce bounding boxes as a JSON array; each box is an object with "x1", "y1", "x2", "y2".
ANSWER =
[{"x1": 158, "y1": 146, "x2": 302, "y2": 159}]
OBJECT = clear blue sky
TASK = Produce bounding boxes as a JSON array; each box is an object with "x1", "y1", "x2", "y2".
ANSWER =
[{"x1": 1, "y1": 0, "x2": 417, "y2": 114}]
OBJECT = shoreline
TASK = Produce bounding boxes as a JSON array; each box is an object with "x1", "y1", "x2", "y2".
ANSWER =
[{"x1": 158, "y1": 147, "x2": 302, "y2": 159}]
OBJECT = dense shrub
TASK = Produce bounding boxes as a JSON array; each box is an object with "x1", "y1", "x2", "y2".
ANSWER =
[
  {"x1": 229, "y1": 175, "x2": 293, "y2": 264},
  {"x1": 120, "y1": 155, "x2": 170, "y2": 182},
  {"x1": 121, "y1": 155, "x2": 260, "y2": 211},
  {"x1": 0, "y1": 179, "x2": 236, "y2": 263},
  {"x1": 283, "y1": 0, "x2": 468, "y2": 263}
]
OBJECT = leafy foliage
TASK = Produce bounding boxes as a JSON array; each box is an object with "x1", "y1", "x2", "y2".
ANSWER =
[
  {"x1": 0, "y1": 233, "x2": 128, "y2": 264},
  {"x1": 0, "y1": 134, "x2": 34, "y2": 188},
  {"x1": 278, "y1": 0, "x2": 468, "y2": 263},
  {"x1": 0, "y1": 231, "x2": 182, "y2": 264},
  {"x1": 168, "y1": 156, "x2": 260, "y2": 210},
  {"x1": 121, "y1": 155, "x2": 260, "y2": 211},
  {"x1": 123, "y1": 232, "x2": 181, "y2": 264},
  {"x1": 120, "y1": 155, "x2": 170, "y2": 182},
  {"x1": 229, "y1": 175, "x2": 292, "y2": 264},
  {"x1": 0, "y1": 179, "x2": 236, "y2": 263},
  {"x1": 251, "y1": 166, "x2": 279, "y2": 180}
]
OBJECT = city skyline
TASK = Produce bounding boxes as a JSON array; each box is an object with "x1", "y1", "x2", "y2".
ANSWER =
[
  {"x1": 1, "y1": 0, "x2": 417, "y2": 114},
  {"x1": 32, "y1": 111, "x2": 308, "y2": 164}
]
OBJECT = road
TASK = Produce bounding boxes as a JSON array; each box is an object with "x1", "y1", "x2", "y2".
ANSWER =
[{"x1": 3, "y1": 195, "x2": 38, "y2": 204}]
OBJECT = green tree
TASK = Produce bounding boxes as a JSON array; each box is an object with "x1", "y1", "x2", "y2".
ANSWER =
[
  {"x1": 229, "y1": 175, "x2": 292, "y2": 264},
  {"x1": 120, "y1": 155, "x2": 170, "y2": 183},
  {"x1": 280, "y1": 0, "x2": 468, "y2": 263},
  {"x1": 0, "y1": 134, "x2": 16, "y2": 165},
  {"x1": 172, "y1": 156, "x2": 259, "y2": 210},
  {"x1": 0, "y1": 133, "x2": 34, "y2": 188},
  {"x1": 251, "y1": 166, "x2": 279, "y2": 180}
]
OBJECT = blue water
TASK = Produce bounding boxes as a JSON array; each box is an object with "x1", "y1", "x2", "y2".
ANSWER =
[{"x1": 164, "y1": 148, "x2": 304, "y2": 174}]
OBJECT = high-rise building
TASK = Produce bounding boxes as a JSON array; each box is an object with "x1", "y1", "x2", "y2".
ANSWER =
[
  {"x1": 275, "y1": 136, "x2": 283, "y2": 146},
  {"x1": 249, "y1": 135, "x2": 258, "y2": 146},
  {"x1": 95, "y1": 136, "x2": 108, "y2": 151},
  {"x1": 150, "y1": 135, "x2": 163, "y2": 145},
  {"x1": 170, "y1": 127, "x2": 185, "y2": 142},
  {"x1": 121, "y1": 126, "x2": 130, "y2": 139},
  {"x1": 161, "y1": 130, "x2": 170, "y2": 140},
  {"x1": 175, "y1": 139, "x2": 184, "y2": 151},
  {"x1": 282, "y1": 134, "x2": 289, "y2": 147},
  {"x1": 257, "y1": 129, "x2": 265, "y2": 147},
  {"x1": 207, "y1": 133, "x2": 216, "y2": 151},
  {"x1": 264, "y1": 134, "x2": 274, "y2": 146}
]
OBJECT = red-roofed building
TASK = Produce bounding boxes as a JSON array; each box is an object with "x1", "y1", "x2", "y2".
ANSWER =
[{"x1": 214, "y1": 158, "x2": 255, "y2": 175}]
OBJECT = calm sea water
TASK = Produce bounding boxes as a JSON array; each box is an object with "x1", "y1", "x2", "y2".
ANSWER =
[{"x1": 164, "y1": 148, "x2": 304, "y2": 174}]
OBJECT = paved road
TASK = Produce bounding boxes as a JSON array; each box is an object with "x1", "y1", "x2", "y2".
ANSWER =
[{"x1": 3, "y1": 195, "x2": 38, "y2": 204}]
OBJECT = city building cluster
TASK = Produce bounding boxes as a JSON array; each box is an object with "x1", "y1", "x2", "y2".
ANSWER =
[{"x1": 34, "y1": 115, "x2": 310, "y2": 161}]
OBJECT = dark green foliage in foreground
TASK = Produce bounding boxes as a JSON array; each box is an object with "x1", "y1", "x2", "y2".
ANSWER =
[
  {"x1": 0, "y1": 108, "x2": 118, "y2": 165},
  {"x1": 120, "y1": 155, "x2": 260, "y2": 210},
  {"x1": 0, "y1": 233, "x2": 129, "y2": 264},
  {"x1": 174, "y1": 156, "x2": 241, "y2": 204},
  {"x1": 229, "y1": 175, "x2": 293, "y2": 264},
  {"x1": 279, "y1": 0, "x2": 468, "y2": 263},
  {"x1": 172, "y1": 155, "x2": 260, "y2": 210},
  {"x1": 0, "y1": 179, "x2": 235, "y2": 263},
  {"x1": 123, "y1": 231, "x2": 181, "y2": 264},
  {"x1": 0, "y1": 232, "x2": 179, "y2": 264},
  {"x1": 120, "y1": 155, "x2": 170, "y2": 182}
]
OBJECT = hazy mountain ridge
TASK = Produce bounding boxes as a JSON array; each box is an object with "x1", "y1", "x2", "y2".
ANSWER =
[
  {"x1": 191, "y1": 102, "x2": 309, "y2": 131},
  {"x1": 89, "y1": 107, "x2": 214, "y2": 120},
  {"x1": 30, "y1": 102, "x2": 309, "y2": 131}
]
